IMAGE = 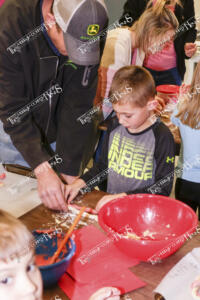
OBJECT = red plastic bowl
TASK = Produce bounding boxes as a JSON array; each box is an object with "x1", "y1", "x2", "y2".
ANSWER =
[
  {"x1": 156, "y1": 85, "x2": 180, "y2": 104},
  {"x1": 98, "y1": 194, "x2": 198, "y2": 262},
  {"x1": 156, "y1": 85, "x2": 180, "y2": 94}
]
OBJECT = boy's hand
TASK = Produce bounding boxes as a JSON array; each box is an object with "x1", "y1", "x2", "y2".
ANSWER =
[
  {"x1": 96, "y1": 193, "x2": 126, "y2": 212},
  {"x1": 64, "y1": 178, "x2": 86, "y2": 203},
  {"x1": 89, "y1": 287, "x2": 120, "y2": 300},
  {"x1": 35, "y1": 161, "x2": 67, "y2": 211},
  {"x1": 60, "y1": 173, "x2": 79, "y2": 184}
]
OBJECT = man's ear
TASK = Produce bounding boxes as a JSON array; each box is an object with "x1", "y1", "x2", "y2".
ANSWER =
[
  {"x1": 45, "y1": 12, "x2": 56, "y2": 28},
  {"x1": 147, "y1": 99, "x2": 157, "y2": 111}
]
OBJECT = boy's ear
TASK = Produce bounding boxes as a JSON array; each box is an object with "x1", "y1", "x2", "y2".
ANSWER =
[{"x1": 147, "y1": 99, "x2": 157, "y2": 111}]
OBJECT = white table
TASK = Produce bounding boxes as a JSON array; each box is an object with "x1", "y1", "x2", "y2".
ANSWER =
[{"x1": 0, "y1": 169, "x2": 41, "y2": 218}]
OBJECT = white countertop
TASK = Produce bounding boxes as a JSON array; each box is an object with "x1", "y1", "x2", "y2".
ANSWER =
[{"x1": 0, "y1": 170, "x2": 41, "y2": 218}]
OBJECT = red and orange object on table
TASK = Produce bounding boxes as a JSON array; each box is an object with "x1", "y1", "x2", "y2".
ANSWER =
[
  {"x1": 156, "y1": 85, "x2": 180, "y2": 105},
  {"x1": 0, "y1": 165, "x2": 6, "y2": 187}
]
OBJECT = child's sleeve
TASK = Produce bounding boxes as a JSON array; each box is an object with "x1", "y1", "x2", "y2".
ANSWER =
[
  {"x1": 151, "y1": 123, "x2": 176, "y2": 196},
  {"x1": 126, "y1": 122, "x2": 175, "y2": 196},
  {"x1": 171, "y1": 108, "x2": 180, "y2": 127}
]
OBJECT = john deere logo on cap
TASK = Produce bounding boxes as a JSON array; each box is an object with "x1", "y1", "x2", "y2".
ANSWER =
[{"x1": 87, "y1": 24, "x2": 100, "y2": 36}]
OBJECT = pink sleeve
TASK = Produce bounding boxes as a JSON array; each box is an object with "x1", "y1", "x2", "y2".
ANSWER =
[
  {"x1": 0, "y1": 0, "x2": 5, "y2": 6},
  {"x1": 131, "y1": 48, "x2": 137, "y2": 65}
]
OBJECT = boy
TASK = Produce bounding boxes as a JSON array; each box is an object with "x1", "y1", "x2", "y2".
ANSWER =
[
  {"x1": 65, "y1": 66, "x2": 175, "y2": 210},
  {"x1": 0, "y1": 209, "x2": 119, "y2": 300},
  {"x1": 0, "y1": 209, "x2": 43, "y2": 300}
]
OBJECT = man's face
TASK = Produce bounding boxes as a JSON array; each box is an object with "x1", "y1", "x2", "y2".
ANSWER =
[
  {"x1": 42, "y1": 0, "x2": 68, "y2": 56},
  {"x1": 48, "y1": 24, "x2": 68, "y2": 56},
  {"x1": 0, "y1": 251, "x2": 43, "y2": 300},
  {"x1": 113, "y1": 102, "x2": 152, "y2": 133}
]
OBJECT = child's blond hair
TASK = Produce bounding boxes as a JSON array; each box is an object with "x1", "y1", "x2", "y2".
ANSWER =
[
  {"x1": 176, "y1": 62, "x2": 200, "y2": 129},
  {"x1": 147, "y1": 0, "x2": 183, "y2": 12},
  {"x1": 131, "y1": 0, "x2": 179, "y2": 53},
  {"x1": 109, "y1": 66, "x2": 156, "y2": 107},
  {"x1": 0, "y1": 210, "x2": 34, "y2": 262}
]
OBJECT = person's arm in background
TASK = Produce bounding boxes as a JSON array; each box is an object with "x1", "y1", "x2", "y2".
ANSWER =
[
  {"x1": 178, "y1": 0, "x2": 197, "y2": 58},
  {"x1": 0, "y1": 49, "x2": 67, "y2": 212},
  {"x1": 119, "y1": 0, "x2": 148, "y2": 27},
  {"x1": 184, "y1": 0, "x2": 197, "y2": 58}
]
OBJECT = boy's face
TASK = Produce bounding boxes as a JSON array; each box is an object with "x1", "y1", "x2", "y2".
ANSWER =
[
  {"x1": 0, "y1": 251, "x2": 43, "y2": 300},
  {"x1": 113, "y1": 101, "x2": 154, "y2": 133}
]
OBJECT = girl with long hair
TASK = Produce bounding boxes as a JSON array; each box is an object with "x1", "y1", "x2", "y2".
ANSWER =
[
  {"x1": 120, "y1": 0, "x2": 197, "y2": 85},
  {"x1": 94, "y1": 0, "x2": 179, "y2": 116},
  {"x1": 171, "y1": 61, "x2": 200, "y2": 218}
]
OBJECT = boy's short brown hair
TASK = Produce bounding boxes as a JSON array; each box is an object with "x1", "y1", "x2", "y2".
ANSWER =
[
  {"x1": 109, "y1": 66, "x2": 156, "y2": 107},
  {"x1": 0, "y1": 210, "x2": 34, "y2": 262}
]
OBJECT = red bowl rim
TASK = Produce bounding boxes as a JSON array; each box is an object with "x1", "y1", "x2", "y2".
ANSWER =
[
  {"x1": 98, "y1": 194, "x2": 198, "y2": 243},
  {"x1": 156, "y1": 84, "x2": 180, "y2": 94}
]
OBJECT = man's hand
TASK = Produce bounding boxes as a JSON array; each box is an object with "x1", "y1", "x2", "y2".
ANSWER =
[
  {"x1": 64, "y1": 178, "x2": 86, "y2": 203},
  {"x1": 184, "y1": 43, "x2": 197, "y2": 58},
  {"x1": 89, "y1": 287, "x2": 120, "y2": 300},
  {"x1": 34, "y1": 161, "x2": 67, "y2": 211},
  {"x1": 96, "y1": 193, "x2": 126, "y2": 212}
]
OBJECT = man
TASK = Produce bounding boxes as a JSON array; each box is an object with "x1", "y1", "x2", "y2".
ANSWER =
[{"x1": 0, "y1": 0, "x2": 108, "y2": 211}]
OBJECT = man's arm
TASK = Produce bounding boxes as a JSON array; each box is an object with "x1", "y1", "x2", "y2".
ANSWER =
[
  {"x1": 64, "y1": 122, "x2": 111, "y2": 203},
  {"x1": 0, "y1": 51, "x2": 52, "y2": 169},
  {"x1": 0, "y1": 50, "x2": 67, "y2": 211},
  {"x1": 80, "y1": 127, "x2": 110, "y2": 187}
]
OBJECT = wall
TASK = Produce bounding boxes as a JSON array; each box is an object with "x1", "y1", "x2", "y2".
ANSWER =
[
  {"x1": 104, "y1": 0, "x2": 126, "y2": 24},
  {"x1": 194, "y1": 0, "x2": 200, "y2": 31}
]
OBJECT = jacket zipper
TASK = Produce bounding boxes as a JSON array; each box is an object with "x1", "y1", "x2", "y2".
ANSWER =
[
  {"x1": 82, "y1": 66, "x2": 92, "y2": 86},
  {"x1": 45, "y1": 58, "x2": 59, "y2": 135}
]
